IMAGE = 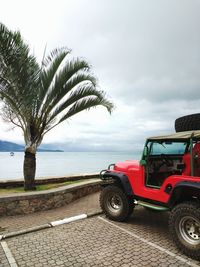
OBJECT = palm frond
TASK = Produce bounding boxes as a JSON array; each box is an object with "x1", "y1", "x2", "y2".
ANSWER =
[
  {"x1": 0, "y1": 23, "x2": 38, "y2": 78},
  {"x1": 42, "y1": 47, "x2": 71, "y2": 67},
  {"x1": 39, "y1": 58, "x2": 94, "y2": 117},
  {"x1": 0, "y1": 25, "x2": 37, "y2": 103},
  {"x1": 47, "y1": 84, "x2": 104, "y2": 123},
  {"x1": 43, "y1": 72, "x2": 97, "y2": 117},
  {"x1": 0, "y1": 23, "x2": 40, "y2": 119},
  {"x1": 38, "y1": 47, "x2": 71, "y2": 111},
  {"x1": 55, "y1": 95, "x2": 113, "y2": 125}
]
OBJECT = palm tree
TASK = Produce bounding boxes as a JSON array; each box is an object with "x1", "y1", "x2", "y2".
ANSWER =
[{"x1": 0, "y1": 23, "x2": 113, "y2": 190}]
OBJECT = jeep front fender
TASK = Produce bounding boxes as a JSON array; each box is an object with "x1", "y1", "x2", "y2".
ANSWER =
[{"x1": 100, "y1": 170, "x2": 133, "y2": 195}]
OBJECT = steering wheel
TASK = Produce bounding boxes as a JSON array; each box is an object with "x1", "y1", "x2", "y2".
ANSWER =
[{"x1": 160, "y1": 154, "x2": 173, "y2": 167}]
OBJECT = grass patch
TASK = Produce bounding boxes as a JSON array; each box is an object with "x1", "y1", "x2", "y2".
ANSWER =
[{"x1": 0, "y1": 179, "x2": 85, "y2": 194}]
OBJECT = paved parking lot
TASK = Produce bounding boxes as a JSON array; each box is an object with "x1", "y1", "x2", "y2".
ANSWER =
[
  {"x1": 0, "y1": 193, "x2": 101, "y2": 235},
  {"x1": 1, "y1": 207, "x2": 200, "y2": 267},
  {"x1": 0, "y1": 244, "x2": 9, "y2": 267}
]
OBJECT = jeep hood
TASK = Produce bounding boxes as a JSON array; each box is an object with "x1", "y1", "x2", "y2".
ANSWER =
[{"x1": 114, "y1": 160, "x2": 140, "y2": 172}]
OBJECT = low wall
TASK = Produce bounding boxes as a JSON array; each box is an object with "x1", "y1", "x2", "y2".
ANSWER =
[
  {"x1": 0, "y1": 173, "x2": 99, "y2": 188},
  {"x1": 0, "y1": 179, "x2": 102, "y2": 216}
]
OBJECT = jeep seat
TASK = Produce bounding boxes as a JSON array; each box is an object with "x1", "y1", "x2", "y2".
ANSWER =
[
  {"x1": 193, "y1": 143, "x2": 200, "y2": 176},
  {"x1": 182, "y1": 152, "x2": 191, "y2": 176},
  {"x1": 182, "y1": 143, "x2": 200, "y2": 176}
]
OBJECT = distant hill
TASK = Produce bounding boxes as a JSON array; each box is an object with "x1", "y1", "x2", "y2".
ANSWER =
[
  {"x1": 0, "y1": 140, "x2": 63, "y2": 152},
  {"x1": 0, "y1": 140, "x2": 23, "y2": 152}
]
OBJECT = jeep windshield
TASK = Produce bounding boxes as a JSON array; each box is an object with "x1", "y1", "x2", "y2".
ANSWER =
[{"x1": 149, "y1": 141, "x2": 187, "y2": 155}]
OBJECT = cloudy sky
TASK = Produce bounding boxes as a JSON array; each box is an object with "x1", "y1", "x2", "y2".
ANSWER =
[{"x1": 0, "y1": 0, "x2": 200, "y2": 152}]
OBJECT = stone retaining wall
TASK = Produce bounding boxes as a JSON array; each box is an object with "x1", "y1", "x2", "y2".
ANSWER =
[{"x1": 0, "y1": 179, "x2": 101, "y2": 216}]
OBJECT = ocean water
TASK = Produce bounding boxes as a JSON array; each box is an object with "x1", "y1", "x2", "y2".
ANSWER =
[{"x1": 0, "y1": 152, "x2": 139, "y2": 180}]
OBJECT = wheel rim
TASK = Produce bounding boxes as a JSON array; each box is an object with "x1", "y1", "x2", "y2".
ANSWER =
[
  {"x1": 107, "y1": 194, "x2": 123, "y2": 213},
  {"x1": 179, "y1": 216, "x2": 200, "y2": 245}
]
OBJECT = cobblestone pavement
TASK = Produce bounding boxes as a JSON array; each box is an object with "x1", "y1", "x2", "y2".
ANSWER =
[
  {"x1": 0, "y1": 192, "x2": 100, "y2": 235},
  {"x1": 0, "y1": 245, "x2": 9, "y2": 267},
  {"x1": 2, "y1": 212, "x2": 200, "y2": 266}
]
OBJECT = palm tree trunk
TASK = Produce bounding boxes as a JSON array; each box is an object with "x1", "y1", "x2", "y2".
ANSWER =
[{"x1": 23, "y1": 149, "x2": 36, "y2": 191}]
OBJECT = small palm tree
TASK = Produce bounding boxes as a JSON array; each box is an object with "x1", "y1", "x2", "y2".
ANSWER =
[{"x1": 0, "y1": 23, "x2": 113, "y2": 190}]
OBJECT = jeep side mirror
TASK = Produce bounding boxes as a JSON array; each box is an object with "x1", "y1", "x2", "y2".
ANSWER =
[{"x1": 140, "y1": 159, "x2": 147, "y2": 166}]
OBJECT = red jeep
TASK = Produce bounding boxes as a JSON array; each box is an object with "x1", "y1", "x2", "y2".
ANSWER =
[{"x1": 100, "y1": 130, "x2": 200, "y2": 260}]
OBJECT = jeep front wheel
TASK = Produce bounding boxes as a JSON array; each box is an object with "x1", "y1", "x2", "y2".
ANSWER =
[
  {"x1": 100, "y1": 185, "x2": 134, "y2": 222},
  {"x1": 169, "y1": 202, "x2": 200, "y2": 260}
]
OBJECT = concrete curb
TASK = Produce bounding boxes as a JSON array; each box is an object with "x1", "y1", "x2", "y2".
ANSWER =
[
  {"x1": 2, "y1": 224, "x2": 52, "y2": 239},
  {"x1": 0, "y1": 211, "x2": 102, "y2": 240},
  {"x1": 87, "y1": 211, "x2": 103, "y2": 218}
]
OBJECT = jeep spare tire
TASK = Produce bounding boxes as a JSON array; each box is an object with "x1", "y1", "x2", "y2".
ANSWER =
[{"x1": 175, "y1": 113, "x2": 200, "y2": 132}]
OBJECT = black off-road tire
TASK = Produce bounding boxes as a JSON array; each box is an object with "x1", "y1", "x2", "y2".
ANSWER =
[
  {"x1": 99, "y1": 185, "x2": 134, "y2": 222},
  {"x1": 169, "y1": 201, "x2": 200, "y2": 260},
  {"x1": 175, "y1": 113, "x2": 200, "y2": 132}
]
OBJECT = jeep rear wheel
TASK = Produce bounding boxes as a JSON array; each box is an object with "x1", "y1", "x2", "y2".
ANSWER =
[
  {"x1": 169, "y1": 202, "x2": 200, "y2": 260},
  {"x1": 100, "y1": 185, "x2": 134, "y2": 222}
]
